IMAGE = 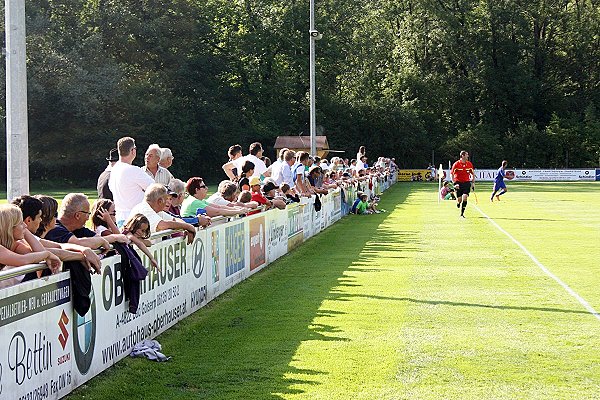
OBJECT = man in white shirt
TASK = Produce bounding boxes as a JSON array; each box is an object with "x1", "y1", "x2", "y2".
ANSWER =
[
  {"x1": 129, "y1": 184, "x2": 197, "y2": 244},
  {"x1": 244, "y1": 142, "x2": 268, "y2": 177},
  {"x1": 292, "y1": 151, "x2": 312, "y2": 196},
  {"x1": 142, "y1": 144, "x2": 174, "y2": 186},
  {"x1": 270, "y1": 148, "x2": 288, "y2": 185},
  {"x1": 281, "y1": 150, "x2": 296, "y2": 187},
  {"x1": 109, "y1": 137, "x2": 155, "y2": 225},
  {"x1": 222, "y1": 144, "x2": 245, "y2": 180}
]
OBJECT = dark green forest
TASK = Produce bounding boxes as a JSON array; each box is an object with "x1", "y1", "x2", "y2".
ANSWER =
[{"x1": 1, "y1": 0, "x2": 599, "y2": 182}]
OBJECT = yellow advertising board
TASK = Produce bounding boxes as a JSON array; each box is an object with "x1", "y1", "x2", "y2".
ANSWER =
[{"x1": 397, "y1": 169, "x2": 433, "y2": 182}]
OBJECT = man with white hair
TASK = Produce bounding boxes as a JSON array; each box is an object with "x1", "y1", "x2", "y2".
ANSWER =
[
  {"x1": 159, "y1": 147, "x2": 174, "y2": 169},
  {"x1": 109, "y1": 137, "x2": 155, "y2": 224},
  {"x1": 142, "y1": 144, "x2": 173, "y2": 185},
  {"x1": 129, "y1": 183, "x2": 204, "y2": 244}
]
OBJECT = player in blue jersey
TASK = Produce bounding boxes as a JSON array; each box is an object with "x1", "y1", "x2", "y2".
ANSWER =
[{"x1": 491, "y1": 160, "x2": 508, "y2": 201}]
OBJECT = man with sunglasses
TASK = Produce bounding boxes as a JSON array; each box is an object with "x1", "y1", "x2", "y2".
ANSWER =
[{"x1": 45, "y1": 193, "x2": 130, "y2": 252}]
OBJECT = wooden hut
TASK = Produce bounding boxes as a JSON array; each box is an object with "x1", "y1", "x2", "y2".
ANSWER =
[{"x1": 273, "y1": 136, "x2": 330, "y2": 159}]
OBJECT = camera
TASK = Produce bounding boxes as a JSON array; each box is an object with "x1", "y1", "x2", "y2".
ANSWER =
[{"x1": 309, "y1": 30, "x2": 323, "y2": 40}]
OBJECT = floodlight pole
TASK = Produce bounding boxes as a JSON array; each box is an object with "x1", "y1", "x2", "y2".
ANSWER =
[
  {"x1": 309, "y1": 0, "x2": 317, "y2": 157},
  {"x1": 5, "y1": 0, "x2": 30, "y2": 200}
]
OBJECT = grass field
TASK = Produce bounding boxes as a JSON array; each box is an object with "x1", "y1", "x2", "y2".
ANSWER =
[{"x1": 66, "y1": 181, "x2": 600, "y2": 399}]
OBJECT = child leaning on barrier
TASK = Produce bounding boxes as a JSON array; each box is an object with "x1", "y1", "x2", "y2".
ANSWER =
[
  {"x1": 237, "y1": 190, "x2": 253, "y2": 204},
  {"x1": 122, "y1": 214, "x2": 159, "y2": 271},
  {"x1": 280, "y1": 184, "x2": 300, "y2": 203},
  {"x1": 91, "y1": 198, "x2": 121, "y2": 236}
]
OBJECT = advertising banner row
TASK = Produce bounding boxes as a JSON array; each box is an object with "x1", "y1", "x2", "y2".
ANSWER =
[
  {"x1": 422, "y1": 169, "x2": 598, "y2": 182},
  {"x1": 0, "y1": 175, "x2": 397, "y2": 400}
]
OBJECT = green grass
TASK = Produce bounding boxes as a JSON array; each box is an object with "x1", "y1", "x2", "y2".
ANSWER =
[{"x1": 67, "y1": 182, "x2": 600, "y2": 399}]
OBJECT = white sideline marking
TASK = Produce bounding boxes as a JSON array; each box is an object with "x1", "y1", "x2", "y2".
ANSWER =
[{"x1": 475, "y1": 205, "x2": 600, "y2": 322}]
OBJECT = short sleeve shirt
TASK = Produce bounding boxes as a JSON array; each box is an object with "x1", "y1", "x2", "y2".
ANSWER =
[
  {"x1": 128, "y1": 201, "x2": 176, "y2": 233},
  {"x1": 142, "y1": 165, "x2": 174, "y2": 186},
  {"x1": 180, "y1": 197, "x2": 209, "y2": 217},
  {"x1": 45, "y1": 220, "x2": 97, "y2": 243},
  {"x1": 356, "y1": 200, "x2": 368, "y2": 214},
  {"x1": 109, "y1": 161, "x2": 155, "y2": 222},
  {"x1": 451, "y1": 160, "x2": 474, "y2": 183},
  {"x1": 206, "y1": 193, "x2": 232, "y2": 206},
  {"x1": 244, "y1": 155, "x2": 268, "y2": 177}
]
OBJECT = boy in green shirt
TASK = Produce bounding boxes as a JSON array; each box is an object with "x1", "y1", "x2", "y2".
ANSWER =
[{"x1": 356, "y1": 194, "x2": 371, "y2": 215}]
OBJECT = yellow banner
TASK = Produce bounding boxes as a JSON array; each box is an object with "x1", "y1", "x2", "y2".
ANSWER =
[{"x1": 397, "y1": 169, "x2": 433, "y2": 182}]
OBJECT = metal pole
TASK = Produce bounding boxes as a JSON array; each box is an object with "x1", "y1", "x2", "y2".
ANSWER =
[
  {"x1": 309, "y1": 0, "x2": 316, "y2": 157},
  {"x1": 5, "y1": 0, "x2": 30, "y2": 200}
]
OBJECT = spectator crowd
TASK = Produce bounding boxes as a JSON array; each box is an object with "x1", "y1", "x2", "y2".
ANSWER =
[{"x1": 0, "y1": 137, "x2": 397, "y2": 314}]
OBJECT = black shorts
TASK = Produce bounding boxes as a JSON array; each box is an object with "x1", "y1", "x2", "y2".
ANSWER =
[{"x1": 454, "y1": 182, "x2": 471, "y2": 197}]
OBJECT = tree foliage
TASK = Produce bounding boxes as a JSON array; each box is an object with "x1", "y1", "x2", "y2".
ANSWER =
[{"x1": 0, "y1": 0, "x2": 598, "y2": 182}]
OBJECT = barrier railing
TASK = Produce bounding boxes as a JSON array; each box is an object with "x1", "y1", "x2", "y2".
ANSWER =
[
  {"x1": 0, "y1": 263, "x2": 48, "y2": 281},
  {"x1": 0, "y1": 208, "x2": 270, "y2": 282},
  {"x1": 0, "y1": 173, "x2": 397, "y2": 400}
]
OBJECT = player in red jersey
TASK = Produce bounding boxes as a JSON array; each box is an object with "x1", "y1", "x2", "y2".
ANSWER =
[{"x1": 451, "y1": 150, "x2": 475, "y2": 218}]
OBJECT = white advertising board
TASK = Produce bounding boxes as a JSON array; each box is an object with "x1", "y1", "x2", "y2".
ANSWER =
[
  {"x1": 266, "y1": 208, "x2": 288, "y2": 264},
  {"x1": 0, "y1": 273, "x2": 74, "y2": 400}
]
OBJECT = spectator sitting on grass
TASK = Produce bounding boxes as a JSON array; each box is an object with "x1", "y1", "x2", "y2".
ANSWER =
[
  {"x1": 181, "y1": 177, "x2": 249, "y2": 218},
  {"x1": 440, "y1": 181, "x2": 456, "y2": 200},
  {"x1": 354, "y1": 193, "x2": 374, "y2": 215}
]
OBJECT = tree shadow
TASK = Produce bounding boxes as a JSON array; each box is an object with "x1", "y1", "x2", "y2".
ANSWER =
[
  {"x1": 473, "y1": 217, "x2": 563, "y2": 222},
  {"x1": 68, "y1": 184, "x2": 415, "y2": 400},
  {"x1": 327, "y1": 293, "x2": 594, "y2": 316}
]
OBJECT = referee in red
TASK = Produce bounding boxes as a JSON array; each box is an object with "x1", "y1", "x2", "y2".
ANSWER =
[{"x1": 451, "y1": 150, "x2": 475, "y2": 218}]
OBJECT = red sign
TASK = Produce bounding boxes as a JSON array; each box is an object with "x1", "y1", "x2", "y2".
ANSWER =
[{"x1": 249, "y1": 217, "x2": 266, "y2": 271}]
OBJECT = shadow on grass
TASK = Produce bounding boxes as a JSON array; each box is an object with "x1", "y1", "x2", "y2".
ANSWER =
[
  {"x1": 329, "y1": 293, "x2": 594, "y2": 317},
  {"x1": 474, "y1": 217, "x2": 563, "y2": 222},
  {"x1": 68, "y1": 184, "x2": 414, "y2": 400}
]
